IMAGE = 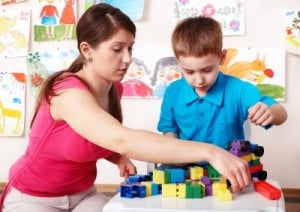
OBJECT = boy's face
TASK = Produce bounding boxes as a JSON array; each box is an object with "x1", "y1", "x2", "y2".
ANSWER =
[{"x1": 177, "y1": 51, "x2": 225, "y2": 96}]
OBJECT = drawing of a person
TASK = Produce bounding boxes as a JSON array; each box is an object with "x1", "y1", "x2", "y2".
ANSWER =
[
  {"x1": 150, "y1": 57, "x2": 182, "y2": 98},
  {"x1": 39, "y1": 0, "x2": 59, "y2": 38},
  {"x1": 60, "y1": 0, "x2": 76, "y2": 40}
]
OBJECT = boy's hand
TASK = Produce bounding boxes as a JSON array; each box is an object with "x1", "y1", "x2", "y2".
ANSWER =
[{"x1": 248, "y1": 102, "x2": 274, "y2": 126}]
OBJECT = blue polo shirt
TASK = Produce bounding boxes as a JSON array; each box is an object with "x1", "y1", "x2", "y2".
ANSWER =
[{"x1": 157, "y1": 71, "x2": 276, "y2": 149}]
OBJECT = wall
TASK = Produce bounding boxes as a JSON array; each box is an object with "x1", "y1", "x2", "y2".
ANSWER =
[{"x1": 0, "y1": 0, "x2": 299, "y2": 188}]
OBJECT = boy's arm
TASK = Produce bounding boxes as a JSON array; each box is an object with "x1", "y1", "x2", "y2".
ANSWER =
[
  {"x1": 269, "y1": 103, "x2": 288, "y2": 125},
  {"x1": 248, "y1": 102, "x2": 287, "y2": 127}
]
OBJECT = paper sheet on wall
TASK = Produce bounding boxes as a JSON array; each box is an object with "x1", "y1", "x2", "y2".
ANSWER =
[
  {"x1": 0, "y1": 9, "x2": 30, "y2": 58},
  {"x1": 173, "y1": 0, "x2": 245, "y2": 36},
  {"x1": 0, "y1": 72, "x2": 26, "y2": 137},
  {"x1": 284, "y1": 9, "x2": 300, "y2": 56}
]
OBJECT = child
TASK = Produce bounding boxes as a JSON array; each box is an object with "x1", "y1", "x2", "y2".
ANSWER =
[{"x1": 157, "y1": 16, "x2": 287, "y2": 168}]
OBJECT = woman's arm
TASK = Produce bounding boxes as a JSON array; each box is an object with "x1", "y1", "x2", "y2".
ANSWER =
[{"x1": 51, "y1": 88, "x2": 250, "y2": 192}]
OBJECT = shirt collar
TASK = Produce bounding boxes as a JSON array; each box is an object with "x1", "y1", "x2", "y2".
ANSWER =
[{"x1": 182, "y1": 71, "x2": 225, "y2": 106}]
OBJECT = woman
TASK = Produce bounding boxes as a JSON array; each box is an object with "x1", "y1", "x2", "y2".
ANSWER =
[{"x1": 1, "y1": 3, "x2": 250, "y2": 211}]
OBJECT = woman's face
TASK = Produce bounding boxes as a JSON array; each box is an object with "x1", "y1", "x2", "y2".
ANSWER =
[{"x1": 88, "y1": 29, "x2": 135, "y2": 82}]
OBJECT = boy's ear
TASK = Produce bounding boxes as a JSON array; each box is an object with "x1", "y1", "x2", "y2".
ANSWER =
[{"x1": 219, "y1": 49, "x2": 227, "y2": 65}]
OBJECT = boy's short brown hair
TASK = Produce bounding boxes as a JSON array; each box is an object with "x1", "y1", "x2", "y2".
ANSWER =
[{"x1": 172, "y1": 16, "x2": 223, "y2": 58}]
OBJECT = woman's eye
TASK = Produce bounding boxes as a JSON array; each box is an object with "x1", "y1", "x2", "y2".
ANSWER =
[{"x1": 113, "y1": 48, "x2": 122, "y2": 53}]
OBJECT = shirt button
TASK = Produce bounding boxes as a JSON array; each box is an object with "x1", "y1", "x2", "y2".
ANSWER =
[{"x1": 200, "y1": 112, "x2": 204, "y2": 116}]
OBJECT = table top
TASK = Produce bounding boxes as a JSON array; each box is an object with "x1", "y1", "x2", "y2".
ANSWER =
[{"x1": 103, "y1": 180, "x2": 285, "y2": 212}]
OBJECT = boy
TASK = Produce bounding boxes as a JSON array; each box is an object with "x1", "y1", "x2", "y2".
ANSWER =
[{"x1": 157, "y1": 16, "x2": 287, "y2": 168}]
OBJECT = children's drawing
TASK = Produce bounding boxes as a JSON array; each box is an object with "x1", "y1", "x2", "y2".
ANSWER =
[
  {"x1": 150, "y1": 57, "x2": 182, "y2": 98},
  {"x1": 0, "y1": 9, "x2": 30, "y2": 58},
  {"x1": 59, "y1": 0, "x2": 76, "y2": 40},
  {"x1": 219, "y1": 48, "x2": 285, "y2": 101},
  {"x1": 34, "y1": 0, "x2": 77, "y2": 42},
  {"x1": 27, "y1": 48, "x2": 79, "y2": 99},
  {"x1": 284, "y1": 9, "x2": 300, "y2": 56},
  {"x1": 0, "y1": 72, "x2": 26, "y2": 136},
  {"x1": 173, "y1": 0, "x2": 245, "y2": 36},
  {"x1": 121, "y1": 58, "x2": 153, "y2": 98},
  {"x1": 1, "y1": 0, "x2": 25, "y2": 5},
  {"x1": 85, "y1": 0, "x2": 144, "y2": 22}
]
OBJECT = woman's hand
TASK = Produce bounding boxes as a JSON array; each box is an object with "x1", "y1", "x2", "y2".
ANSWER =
[
  {"x1": 208, "y1": 146, "x2": 251, "y2": 193},
  {"x1": 106, "y1": 153, "x2": 137, "y2": 178}
]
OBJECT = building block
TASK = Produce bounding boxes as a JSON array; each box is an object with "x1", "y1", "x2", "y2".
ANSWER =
[
  {"x1": 254, "y1": 181, "x2": 281, "y2": 200},
  {"x1": 162, "y1": 184, "x2": 177, "y2": 197},
  {"x1": 169, "y1": 168, "x2": 185, "y2": 183},
  {"x1": 118, "y1": 140, "x2": 279, "y2": 202}
]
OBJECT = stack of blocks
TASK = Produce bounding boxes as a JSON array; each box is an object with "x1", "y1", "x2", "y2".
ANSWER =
[{"x1": 119, "y1": 140, "x2": 281, "y2": 201}]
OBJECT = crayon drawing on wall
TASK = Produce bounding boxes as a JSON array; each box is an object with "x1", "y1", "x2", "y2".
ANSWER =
[
  {"x1": 219, "y1": 48, "x2": 285, "y2": 101},
  {"x1": 284, "y1": 9, "x2": 300, "y2": 56},
  {"x1": 121, "y1": 56, "x2": 182, "y2": 99},
  {"x1": 0, "y1": 72, "x2": 26, "y2": 137},
  {"x1": 27, "y1": 48, "x2": 79, "y2": 103},
  {"x1": 173, "y1": 0, "x2": 245, "y2": 36},
  {"x1": 0, "y1": 9, "x2": 30, "y2": 58},
  {"x1": 1, "y1": 0, "x2": 25, "y2": 5},
  {"x1": 33, "y1": 0, "x2": 77, "y2": 42}
]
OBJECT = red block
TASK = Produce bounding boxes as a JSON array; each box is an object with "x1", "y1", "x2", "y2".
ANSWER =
[{"x1": 254, "y1": 181, "x2": 281, "y2": 200}]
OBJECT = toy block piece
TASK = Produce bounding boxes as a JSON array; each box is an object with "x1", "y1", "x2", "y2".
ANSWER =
[
  {"x1": 212, "y1": 182, "x2": 220, "y2": 196},
  {"x1": 177, "y1": 183, "x2": 187, "y2": 198},
  {"x1": 241, "y1": 154, "x2": 251, "y2": 162},
  {"x1": 249, "y1": 163, "x2": 263, "y2": 174},
  {"x1": 229, "y1": 140, "x2": 251, "y2": 156},
  {"x1": 169, "y1": 168, "x2": 185, "y2": 183},
  {"x1": 251, "y1": 158, "x2": 261, "y2": 166},
  {"x1": 153, "y1": 169, "x2": 170, "y2": 184},
  {"x1": 162, "y1": 184, "x2": 177, "y2": 197},
  {"x1": 201, "y1": 176, "x2": 212, "y2": 185},
  {"x1": 205, "y1": 184, "x2": 213, "y2": 196},
  {"x1": 120, "y1": 184, "x2": 146, "y2": 198},
  {"x1": 189, "y1": 166, "x2": 204, "y2": 181},
  {"x1": 250, "y1": 143, "x2": 264, "y2": 157},
  {"x1": 250, "y1": 153, "x2": 259, "y2": 161},
  {"x1": 206, "y1": 165, "x2": 221, "y2": 179},
  {"x1": 190, "y1": 184, "x2": 203, "y2": 198},
  {"x1": 140, "y1": 181, "x2": 151, "y2": 196},
  {"x1": 218, "y1": 188, "x2": 232, "y2": 201},
  {"x1": 151, "y1": 183, "x2": 161, "y2": 195},
  {"x1": 254, "y1": 181, "x2": 281, "y2": 200}
]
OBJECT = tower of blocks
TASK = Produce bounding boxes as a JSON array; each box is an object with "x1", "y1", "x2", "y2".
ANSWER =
[{"x1": 119, "y1": 140, "x2": 281, "y2": 201}]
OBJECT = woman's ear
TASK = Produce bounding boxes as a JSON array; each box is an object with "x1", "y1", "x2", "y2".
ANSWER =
[
  {"x1": 79, "y1": 42, "x2": 91, "y2": 59},
  {"x1": 219, "y1": 49, "x2": 227, "y2": 65}
]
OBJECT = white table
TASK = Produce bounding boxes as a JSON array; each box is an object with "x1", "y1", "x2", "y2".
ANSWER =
[{"x1": 103, "y1": 180, "x2": 285, "y2": 212}]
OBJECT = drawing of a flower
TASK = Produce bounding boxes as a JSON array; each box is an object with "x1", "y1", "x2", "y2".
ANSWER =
[
  {"x1": 229, "y1": 19, "x2": 240, "y2": 32},
  {"x1": 201, "y1": 4, "x2": 215, "y2": 17}
]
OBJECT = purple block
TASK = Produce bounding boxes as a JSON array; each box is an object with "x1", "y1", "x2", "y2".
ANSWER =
[
  {"x1": 205, "y1": 184, "x2": 213, "y2": 196},
  {"x1": 201, "y1": 176, "x2": 212, "y2": 185}
]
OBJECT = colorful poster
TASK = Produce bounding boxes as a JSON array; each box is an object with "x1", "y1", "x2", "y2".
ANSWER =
[
  {"x1": 220, "y1": 48, "x2": 285, "y2": 101},
  {"x1": 27, "y1": 48, "x2": 79, "y2": 99},
  {"x1": 284, "y1": 9, "x2": 300, "y2": 56},
  {"x1": 0, "y1": 9, "x2": 30, "y2": 58},
  {"x1": 33, "y1": 0, "x2": 77, "y2": 42},
  {"x1": 0, "y1": 72, "x2": 26, "y2": 136},
  {"x1": 173, "y1": 0, "x2": 245, "y2": 36}
]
